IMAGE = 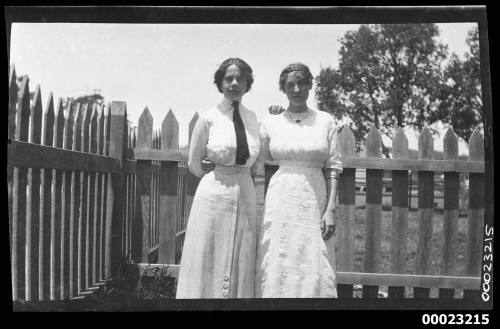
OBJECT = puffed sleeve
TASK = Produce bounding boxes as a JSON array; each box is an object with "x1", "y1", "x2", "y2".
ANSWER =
[
  {"x1": 251, "y1": 117, "x2": 273, "y2": 177},
  {"x1": 326, "y1": 116, "x2": 343, "y2": 173},
  {"x1": 188, "y1": 115, "x2": 209, "y2": 178}
]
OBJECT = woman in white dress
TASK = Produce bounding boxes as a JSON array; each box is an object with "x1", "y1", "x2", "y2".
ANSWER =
[
  {"x1": 255, "y1": 63, "x2": 343, "y2": 298},
  {"x1": 176, "y1": 58, "x2": 260, "y2": 299}
]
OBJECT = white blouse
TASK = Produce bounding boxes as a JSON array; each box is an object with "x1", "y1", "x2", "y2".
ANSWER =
[
  {"x1": 256, "y1": 108, "x2": 343, "y2": 173},
  {"x1": 188, "y1": 98, "x2": 260, "y2": 178}
]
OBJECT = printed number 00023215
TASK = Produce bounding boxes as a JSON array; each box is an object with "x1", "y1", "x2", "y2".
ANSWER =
[{"x1": 421, "y1": 314, "x2": 489, "y2": 325}]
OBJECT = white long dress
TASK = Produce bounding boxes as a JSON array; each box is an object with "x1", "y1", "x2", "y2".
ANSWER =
[
  {"x1": 176, "y1": 98, "x2": 260, "y2": 299},
  {"x1": 255, "y1": 109, "x2": 342, "y2": 298}
]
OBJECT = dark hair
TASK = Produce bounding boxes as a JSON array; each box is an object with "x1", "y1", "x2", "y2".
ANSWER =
[
  {"x1": 279, "y1": 63, "x2": 313, "y2": 92},
  {"x1": 214, "y1": 57, "x2": 254, "y2": 93}
]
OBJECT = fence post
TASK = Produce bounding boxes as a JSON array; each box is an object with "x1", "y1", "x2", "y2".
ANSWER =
[
  {"x1": 159, "y1": 110, "x2": 179, "y2": 264},
  {"x1": 108, "y1": 101, "x2": 127, "y2": 278},
  {"x1": 363, "y1": 126, "x2": 383, "y2": 298},
  {"x1": 439, "y1": 127, "x2": 460, "y2": 299},
  {"x1": 388, "y1": 127, "x2": 409, "y2": 298},
  {"x1": 134, "y1": 107, "x2": 153, "y2": 263},
  {"x1": 414, "y1": 126, "x2": 434, "y2": 298},
  {"x1": 336, "y1": 125, "x2": 356, "y2": 298},
  {"x1": 464, "y1": 128, "x2": 484, "y2": 301}
]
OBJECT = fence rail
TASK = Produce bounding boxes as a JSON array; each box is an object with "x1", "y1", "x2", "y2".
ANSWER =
[{"x1": 8, "y1": 65, "x2": 485, "y2": 301}]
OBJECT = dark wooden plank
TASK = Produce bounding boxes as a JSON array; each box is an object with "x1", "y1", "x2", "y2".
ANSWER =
[
  {"x1": 337, "y1": 125, "x2": 356, "y2": 274},
  {"x1": 124, "y1": 175, "x2": 131, "y2": 259},
  {"x1": 364, "y1": 126, "x2": 383, "y2": 277},
  {"x1": 38, "y1": 93, "x2": 55, "y2": 301},
  {"x1": 159, "y1": 110, "x2": 179, "y2": 263},
  {"x1": 266, "y1": 157, "x2": 484, "y2": 173},
  {"x1": 8, "y1": 140, "x2": 121, "y2": 173},
  {"x1": 389, "y1": 127, "x2": 409, "y2": 299},
  {"x1": 12, "y1": 167, "x2": 27, "y2": 301},
  {"x1": 415, "y1": 127, "x2": 434, "y2": 299},
  {"x1": 336, "y1": 272, "x2": 480, "y2": 290},
  {"x1": 337, "y1": 284, "x2": 354, "y2": 298},
  {"x1": 440, "y1": 127, "x2": 459, "y2": 299},
  {"x1": 134, "y1": 107, "x2": 153, "y2": 263},
  {"x1": 340, "y1": 156, "x2": 484, "y2": 173},
  {"x1": 109, "y1": 102, "x2": 127, "y2": 278}
]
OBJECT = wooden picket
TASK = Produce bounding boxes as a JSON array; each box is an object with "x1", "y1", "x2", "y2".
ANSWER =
[
  {"x1": 336, "y1": 125, "x2": 356, "y2": 298},
  {"x1": 388, "y1": 128, "x2": 409, "y2": 298},
  {"x1": 363, "y1": 126, "x2": 384, "y2": 298},
  {"x1": 464, "y1": 128, "x2": 484, "y2": 301},
  {"x1": 40, "y1": 92, "x2": 55, "y2": 300},
  {"x1": 440, "y1": 127, "x2": 459, "y2": 299}
]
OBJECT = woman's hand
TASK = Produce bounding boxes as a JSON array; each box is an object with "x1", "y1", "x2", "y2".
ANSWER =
[
  {"x1": 321, "y1": 207, "x2": 336, "y2": 241},
  {"x1": 201, "y1": 158, "x2": 216, "y2": 174}
]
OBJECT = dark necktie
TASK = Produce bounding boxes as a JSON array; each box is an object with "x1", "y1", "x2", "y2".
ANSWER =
[{"x1": 232, "y1": 101, "x2": 250, "y2": 165}]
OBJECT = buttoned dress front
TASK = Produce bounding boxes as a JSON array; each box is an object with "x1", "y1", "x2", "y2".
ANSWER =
[
  {"x1": 176, "y1": 99, "x2": 260, "y2": 299},
  {"x1": 255, "y1": 109, "x2": 342, "y2": 298}
]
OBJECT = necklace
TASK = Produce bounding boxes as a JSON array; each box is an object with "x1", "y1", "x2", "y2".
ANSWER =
[{"x1": 286, "y1": 109, "x2": 309, "y2": 123}]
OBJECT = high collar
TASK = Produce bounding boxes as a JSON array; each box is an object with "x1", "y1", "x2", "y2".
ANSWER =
[{"x1": 220, "y1": 97, "x2": 241, "y2": 111}]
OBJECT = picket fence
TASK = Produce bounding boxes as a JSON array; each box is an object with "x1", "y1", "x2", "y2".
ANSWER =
[{"x1": 8, "y1": 65, "x2": 485, "y2": 301}]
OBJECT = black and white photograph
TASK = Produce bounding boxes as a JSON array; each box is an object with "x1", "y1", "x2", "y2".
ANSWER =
[{"x1": 6, "y1": 6, "x2": 494, "y2": 316}]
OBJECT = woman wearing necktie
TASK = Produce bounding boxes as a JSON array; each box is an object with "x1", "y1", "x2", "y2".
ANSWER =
[
  {"x1": 255, "y1": 63, "x2": 343, "y2": 297},
  {"x1": 176, "y1": 58, "x2": 260, "y2": 299}
]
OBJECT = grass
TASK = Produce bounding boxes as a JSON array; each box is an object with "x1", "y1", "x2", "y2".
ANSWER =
[{"x1": 89, "y1": 259, "x2": 177, "y2": 306}]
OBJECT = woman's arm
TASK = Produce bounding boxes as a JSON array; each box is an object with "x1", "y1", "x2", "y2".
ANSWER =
[
  {"x1": 321, "y1": 118, "x2": 343, "y2": 240},
  {"x1": 251, "y1": 118, "x2": 272, "y2": 178},
  {"x1": 187, "y1": 116, "x2": 209, "y2": 178}
]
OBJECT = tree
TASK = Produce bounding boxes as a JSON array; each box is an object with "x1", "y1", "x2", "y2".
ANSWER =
[
  {"x1": 315, "y1": 24, "x2": 448, "y2": 157},
  {"x1": 434, "y1": 26, "x2": 482, "y2": 142},
  {"x1": 66, "y1": 90, "x2": 105, "y2": 112}
]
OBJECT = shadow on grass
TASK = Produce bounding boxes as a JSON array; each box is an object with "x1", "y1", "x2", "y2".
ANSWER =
[{"x1": 13, "y1": 256, "x2": 177, "y2": 311}]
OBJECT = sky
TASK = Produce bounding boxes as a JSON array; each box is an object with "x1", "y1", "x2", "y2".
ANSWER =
[{"x1": 9, "y1": 22, "x2": 478, "y2": 153}]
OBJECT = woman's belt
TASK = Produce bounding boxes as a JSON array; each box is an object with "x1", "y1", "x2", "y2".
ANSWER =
[
  {"x1": 213, "y1": 165, "x2": 251, "y2": 174},
  {"x1": 278, "y1": 160, "x2": 323, "y2": 169}
]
